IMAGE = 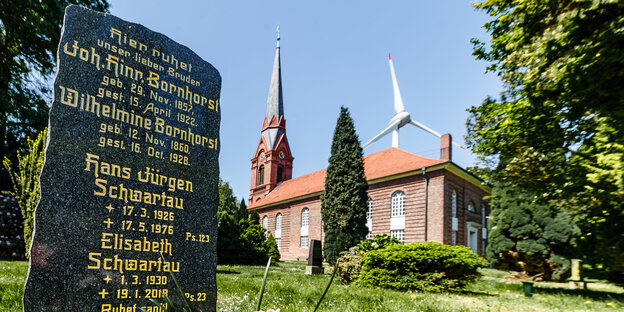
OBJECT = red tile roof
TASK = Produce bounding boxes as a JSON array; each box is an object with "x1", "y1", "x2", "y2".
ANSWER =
[{"x1": 249, "y1": 148, "x2": 445, "y2": 209}]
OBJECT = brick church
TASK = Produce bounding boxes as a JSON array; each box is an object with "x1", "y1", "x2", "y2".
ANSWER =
[{"x1": 248, "y1": 37, "x2": 491, "y2": 261}]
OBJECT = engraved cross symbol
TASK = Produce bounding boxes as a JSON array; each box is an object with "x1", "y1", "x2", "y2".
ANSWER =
[
  {"x1": 103, "y1": 218, "x2": 114, "y2": 228},
  {"x1": 103, "y1": 275, "x2": 112, "y2": 284},
  {"x1": 98, "y1": 289, "x2": 109, "y2": 299},
  {"x1": 105, "y1": 204, "x2": 115, "y2": 213}
]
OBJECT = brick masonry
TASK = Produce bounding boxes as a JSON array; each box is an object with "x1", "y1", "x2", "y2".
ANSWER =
[{"x1": 256, "y1": 166, "x2": 490, "y2": 261}]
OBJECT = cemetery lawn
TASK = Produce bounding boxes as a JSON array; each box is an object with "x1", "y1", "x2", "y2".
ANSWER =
[{"x1": 2, "y1": 260, "x2": 623, "y2": 311}]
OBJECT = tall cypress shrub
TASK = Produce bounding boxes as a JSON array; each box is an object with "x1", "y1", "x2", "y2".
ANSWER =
[{"x1": 321, "y1": 107, "x2": 369, "y2": 263}]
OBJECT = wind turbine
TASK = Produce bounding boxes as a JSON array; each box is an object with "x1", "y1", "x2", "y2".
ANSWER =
[{"x1": 363, "y1": 54, "x2": 466, "y2": 151}]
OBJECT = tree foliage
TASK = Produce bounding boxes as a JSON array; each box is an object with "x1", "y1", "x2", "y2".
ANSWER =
[
  {"x1": 218, "y1": 178, "x2": 238, "y2": 215},
  {"x1": 236, "y1": 198, "x2": 248, "y2": 221},
  {"x1": 356, "y1": 242, "x2": 489, "y2": 292},
  {"x1": 469, "y1": 0, "x2": 624, "y2": 281},
  {"x1": 0, "y1": 195, "x2": 24, "y2": 260},
  {"x1": 216, "y1": 179, "x2": 279, "y2": 264},
  {"x1": 217, "y1": 211, "x2": 279, "y2": 265},
  {"x1": 321, "y1": 107, "x2": 369, "y2": 264},
  {"x1": 570, "y1": 118, "x2": 624, "y2": 281},
  {"x1": 0, "y1": 0, "x2": 109, "y2": 189},
  {"x1": 3, "y1": 128, "x2": 46, "y2": 258},
  {"x1": 486, "y1": 182, "x2": 579, "y2": 281}
]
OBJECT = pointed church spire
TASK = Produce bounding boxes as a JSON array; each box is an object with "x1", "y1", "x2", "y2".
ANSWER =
[
  {"x1": 265, "y1": 26, "x2": 283, "y2": 123},
  {"x1": 250, "y1": 29, "x2": 294, "y2": 203}
]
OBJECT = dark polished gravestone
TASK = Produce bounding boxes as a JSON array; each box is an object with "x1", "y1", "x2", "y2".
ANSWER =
[
  {"x1": 305, "y1": 240, "x2": 323, "y2": 275},
  {"x1": 24, "y1": 5, "x2": 221, "y2": 312}
]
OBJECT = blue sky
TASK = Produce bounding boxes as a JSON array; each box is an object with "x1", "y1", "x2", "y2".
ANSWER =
[{"x1": 108, "y1": 0, "x2": 502, "y2": 201}]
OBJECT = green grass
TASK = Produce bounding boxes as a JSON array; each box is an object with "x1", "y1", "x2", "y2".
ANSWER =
[
  {"x1": 0, "y1": 261, "x2": 28, "y2": 312},
  {"x1": 2, "y1": 260, "x2": 623, "y2": 311}
]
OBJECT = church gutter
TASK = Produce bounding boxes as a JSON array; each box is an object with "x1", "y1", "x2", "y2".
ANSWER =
[
  {"x1": 248, "y1": 161, "x2": 491, "y2": 211},
  {"x1": 422, "y1": 166, "x2": 429, "y2": 242}
]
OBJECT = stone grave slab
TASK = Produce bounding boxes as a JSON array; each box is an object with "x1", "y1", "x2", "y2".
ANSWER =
[
  {"x1": 305, "y1": 240, "x2": 323, "y2": 274},
  {"x1": 23, "y1": 5, "x2": 221, "y2": 311}
]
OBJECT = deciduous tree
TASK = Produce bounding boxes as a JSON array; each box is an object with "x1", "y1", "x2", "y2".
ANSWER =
[
  {"x1": 0, "y1": 0, "x2": 109, "y2": 189},
  {"x1": 216, "y1": 179, "x2": 279, "y2": 264},
  {"x1": 469, "y1": 0, "x2": 624, "y2": 281},
  {"x1": 218, "y1": 178, "x2": 238, "y2": 215},
  {"x1": 3, "y1": 128, "x2": 46, "y2": 258}
]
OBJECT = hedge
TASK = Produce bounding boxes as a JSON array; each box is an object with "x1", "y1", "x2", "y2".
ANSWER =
[{"x1": 356, "y1": 241, "x2": 489, "y2": 291}]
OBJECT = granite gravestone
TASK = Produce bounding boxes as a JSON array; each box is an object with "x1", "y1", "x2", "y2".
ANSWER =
[
  {"x1": 23, "y1": 5, "x2": 220, "y2": 311},
  {"x1": 305, "y1": 239, "x2": 323, "y2": 274}
]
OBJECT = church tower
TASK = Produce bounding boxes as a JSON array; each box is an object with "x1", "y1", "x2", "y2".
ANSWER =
[{"x1": 249, "y1": 30, "x2": 293, "y2": 206}]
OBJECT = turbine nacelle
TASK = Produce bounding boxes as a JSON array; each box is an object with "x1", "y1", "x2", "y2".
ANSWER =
[
  {"x1": 390, "y1": 111, "x2": 411, "y2": 129},
  {"x1": 363, "y1": 54, "x2": 467, "y2": 152}
]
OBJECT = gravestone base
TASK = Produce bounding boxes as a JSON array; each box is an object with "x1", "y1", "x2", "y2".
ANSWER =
[
  {"x1": 569, "y1": 281, "x2": 587, "y2": 290},
  {"x1": 305, "y1": 265, "x2": 323, "y2": 275}
]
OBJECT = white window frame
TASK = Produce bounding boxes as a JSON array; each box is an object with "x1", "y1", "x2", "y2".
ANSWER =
[
  {"x1": 390, "y1": 229, "x2": 404, "y2": 243},
  {"x1": 301, "y1": 208, "x2": 309, "y2": 243},
  {"x1": 275, "y1": 213, "x2": 282, "y2": 238},
  {"x1": 481, "y1": 206, "x2": 487, "y2": 255},
  {"x1": 467, "y1": 201, "x2": 475, "y2": 212},
  {"x1": 391, "y1": 191, "x2": 405, "y2": 217},
  {"x1": 451, "y1": 190, "x2": 457, "y2": 218},
  {"x1": 301, "y1": 208, "x2": 309, "y2": 228},
  {"x1": 262, "y1": 216, "x2": 268, "y2": 230},
  {"x1": 451, "y1": 189, "x2": 457, "y2": 245},
  {"x1": 300, "y1": 236, "x2": 308, "y2": 249},
  {"x1": 366, "y1": 197, "x2": 373, "y2": 233},
  {"x1": 466, "y1": 221, "x2": 481, "y2": 253}
]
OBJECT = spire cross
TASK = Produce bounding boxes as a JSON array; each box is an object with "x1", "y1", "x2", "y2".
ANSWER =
[{"x1": 276, "y1": 25, "x2": 280, "y2": 48}]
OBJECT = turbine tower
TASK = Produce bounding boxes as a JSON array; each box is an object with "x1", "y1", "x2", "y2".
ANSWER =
[{"x1": 363, "y1": 54, "x2": 466, "y2": 150}]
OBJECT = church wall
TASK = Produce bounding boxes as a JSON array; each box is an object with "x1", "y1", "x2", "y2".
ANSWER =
[
  {"x1": 367, "y1": 175, "x2": 426, "y2": 242},
  {"x1": 257, "y1": 195, "x2": 322, "y2": 261},
  {"x1": 424, "y1": 170, "x2": 446, "y2": 243},
  {"x1": 256, "y1": 169, "x2": 490, "y2": 261},
  {"x1": 443, "y1": 171, "x2": 490, "y2": 255}
]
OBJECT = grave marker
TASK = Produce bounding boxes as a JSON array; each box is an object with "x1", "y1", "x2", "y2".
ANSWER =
[
  {"x1": 306, "y1": 239, "x2": 323, "y2": 274},
  {"x1": 23, "y1": 5, "x2": 220, "y2": 311}
]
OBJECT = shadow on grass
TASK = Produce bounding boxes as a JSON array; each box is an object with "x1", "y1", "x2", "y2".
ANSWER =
[
  {"x1": 533, "y1": 286, "x2": 624, "y2": 301},
  {"x1": 216, "y1": 270, "x2": 240, "y2": 274},
  {"x1": 452, "y1": 290, "x2": 498, "y2": 297}
]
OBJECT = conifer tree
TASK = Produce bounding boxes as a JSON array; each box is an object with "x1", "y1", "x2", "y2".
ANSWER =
[
  {"x1": 236, "y1": 198, "x2": 248, "y2": 221},
  {"x1": 487, "y1": 182, "x2": 579, "y2": 281},
  {"x1": 321, "y1": 107, "x2": 369, "y2": 263}
]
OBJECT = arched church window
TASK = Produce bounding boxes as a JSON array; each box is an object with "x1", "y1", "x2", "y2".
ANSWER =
[
  {"x1": 451, "y1": 189, "x2": 457, "y2": 245},
  {"x1": 391, "y1": 191, "x2": 405, "y2": 217},
  {"x1": 277, "y1": 165, "x2": 283, "y2": 184},
  {"x1": 262, "y1": 216, "x2": 268, "y2": 229},
  {"x1": 258, "y1": 165, "x2": 265, "y2": 185},
  {"x1": 301, "y1": 208, "x2": 309, "y2": 227},
  {"x1": 467, "y1": 201, "x2": 475, "y2": 212},
  {"x1": 300, "y1": 208, "x2": 309, "y2": 248},
  {"x1": 276, "y1": 213, "x2": 282, "y2": 232},
  {"x1": 451, "y1": 190, "x2": 457, "y2": 217}
]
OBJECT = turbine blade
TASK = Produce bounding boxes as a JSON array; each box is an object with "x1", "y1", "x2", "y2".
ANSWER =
[
  {"x1": 409, "y1": 120, "x2": 468, "y2": 150},
  {"x1": 452, "y1": 141, "x2": 467, "y2": 150},
  {"x1": 409, "y1": 120, "x2": 442, "y2": 137},
  {"x1": 388, "y1": 54, "x2": 405, "y2": 114},
  {"x1": 363, "y1": 119, "x2": 401, "y2": 149}
]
